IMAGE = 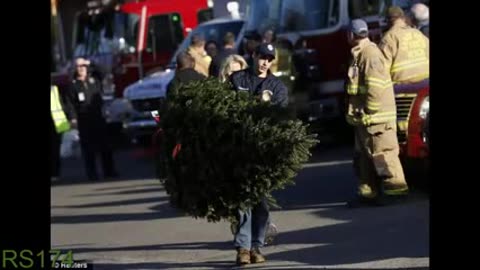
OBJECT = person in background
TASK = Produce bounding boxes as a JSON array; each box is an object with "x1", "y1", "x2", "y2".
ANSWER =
[
  {"x1": 187, "y1": 34, "x2": 211, "y2": 77},
  {"x1": 242, "y1": 32, "x2": 263, "y2": 68},
  {"x1": 167, "y1": 52, "x2": 207, "y2": 97},
  {"x1": 66, "y1": 57, "x2": 118, "y2": 181},
  {"x1": 209, "y1": 32, "x2": 238, "y2": 78},
  {"x1": 219, "y1": 54, "x2": 248, "y2": 83},
  {"x1": 410, "y1": 3, "x2": 429, "y2": 38},
  {"x1": 50, "y1": 83, "x2": 74, "y2": 182},
  {"x1": 205, "y1": 40, "x2": 219, "y2": 59}
]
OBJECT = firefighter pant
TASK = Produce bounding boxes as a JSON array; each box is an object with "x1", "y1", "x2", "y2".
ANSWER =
[{"x1": 353, "y1": 122, "x2": 408, "y2": 198}]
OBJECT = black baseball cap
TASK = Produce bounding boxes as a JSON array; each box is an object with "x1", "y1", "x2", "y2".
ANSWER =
[{"x1": 255, "y1": 43, "x2": 276, "y2": 59}]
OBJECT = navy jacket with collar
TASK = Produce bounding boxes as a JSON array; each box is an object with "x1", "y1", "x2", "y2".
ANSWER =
[{"x1": 229, "y1": 68, "x2": 288, "y2": 108}]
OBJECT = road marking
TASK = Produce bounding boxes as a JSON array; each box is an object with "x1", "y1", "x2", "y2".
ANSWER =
[{"x1": 303, "y1": 160, "x2": 353, "y2": 168}]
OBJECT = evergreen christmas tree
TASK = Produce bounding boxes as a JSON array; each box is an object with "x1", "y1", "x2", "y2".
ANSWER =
[{"x1": 158, "y1": 78, "x2": 318, "y2": 222}]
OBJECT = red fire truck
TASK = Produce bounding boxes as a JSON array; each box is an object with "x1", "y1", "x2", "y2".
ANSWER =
[
  {"x1": 244, "y1": 0, "x2": 429, "y2": 177},
  {"x1": 243, "y1": 0, "x2": 388, "y2": 139},
  {"x1": 72, "y1": 0, "x2": 211, "y2": 98},
  {"x1": 399, "y1": 83, "x2": 429, "y2": 184},
  {"x1": 69, "y1": 0, "x2": 211, "y2": 127}
]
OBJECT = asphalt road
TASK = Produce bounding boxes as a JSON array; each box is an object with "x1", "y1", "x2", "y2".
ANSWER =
[{"x1": 51, "y1": 145, "x2": 429, "y2": 270}]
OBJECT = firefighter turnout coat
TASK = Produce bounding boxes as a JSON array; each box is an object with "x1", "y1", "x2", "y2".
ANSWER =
[
  {"x1": 345, "y1": 38, "x2": 396, "y2": 126},
  {"x1": 379, "y1": 20, "x2": 429, "y2": 84}
]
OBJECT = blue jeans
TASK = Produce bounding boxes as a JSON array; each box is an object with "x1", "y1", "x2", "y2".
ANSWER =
[{"x1": 233, "y1": 198, "x2": 270, "y2": 250}]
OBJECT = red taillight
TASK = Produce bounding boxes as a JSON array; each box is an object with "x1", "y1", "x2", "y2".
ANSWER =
[{"x1": 172, "y1": 143, "x2": 182, "y2": 159}]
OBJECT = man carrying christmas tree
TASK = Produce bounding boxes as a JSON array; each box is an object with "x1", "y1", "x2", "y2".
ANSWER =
[{"x1": 229, "y1": 43, "x2": 288, "y2": 265}]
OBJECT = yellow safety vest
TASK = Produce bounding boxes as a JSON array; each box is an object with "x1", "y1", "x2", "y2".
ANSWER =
[{"x1": 50, "y1": 85, "x2": 70, "y2": 133}]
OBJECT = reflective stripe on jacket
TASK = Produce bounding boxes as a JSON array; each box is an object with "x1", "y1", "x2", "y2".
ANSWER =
[{"x1": 379, "y1": 21, "x2": 429, "y2": 84}]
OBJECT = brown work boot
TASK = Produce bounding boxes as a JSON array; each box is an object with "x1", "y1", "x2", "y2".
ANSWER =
[
  {"x1": 236, "y1": 248, "x2": 251, "y2": 265},
  {"x1": 250, "y1": 247, "x2": 266, "y2": 264}
]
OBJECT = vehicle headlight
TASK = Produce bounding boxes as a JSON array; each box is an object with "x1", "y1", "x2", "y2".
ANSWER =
[{"x1": 419, "y1": 96, "x2": 429, "y2": 119}]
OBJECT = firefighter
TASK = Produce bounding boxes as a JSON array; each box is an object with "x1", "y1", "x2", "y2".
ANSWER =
[
  {"x1": 66, "y1": 58, "x2": 118, "y2": 181},
  {"x1": 50, "y1": 84, "x2": 73, "y2": 181},
  {"x1": 380, "y1": 6, "x2": 429, "y2": 85},
  {"x1": 187, "y1": 34, "x2": 211, "y2": 77},
  {"x1": 229, "y1": 43, "x2": 288, "y2": 265},
  {"x1": 345, "y1": 19, "x2": 408, "y2": 207}
]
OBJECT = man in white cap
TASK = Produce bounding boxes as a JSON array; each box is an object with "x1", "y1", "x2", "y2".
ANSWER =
[{"x1": 345, "y1": 19, "x2": 408, "y2": 207}]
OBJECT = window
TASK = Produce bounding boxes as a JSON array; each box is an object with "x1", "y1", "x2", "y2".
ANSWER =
[
  {"x1": 197, "y1": 8, "x2": 214, "y2": 24},
  {"x1": 73, "y1": 10, "x2": 139, "y2": 56},
  {"x1": 146, "y1": 13, "x2": 184, "y2": 53},
  {"x1": 115, "y1": 13, "x2": 140, "y2": 51},
  {"x1": 329, "y1": 0, "x2": 340, "y2": 26},
  {"x1": 245, "y1": 0, "x2": 338, "y2": 34},
  {"x1": 349, "y1": 0, "x2": 383, "y2": 19},
  {"x1": 280, "y1": 0, "x2": 332, "y2": 32},
  {"x1": 245, "y1": 0, "x2": 282, "y2": 34}
]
